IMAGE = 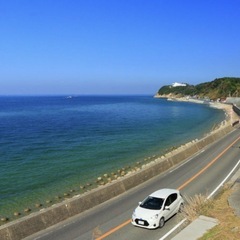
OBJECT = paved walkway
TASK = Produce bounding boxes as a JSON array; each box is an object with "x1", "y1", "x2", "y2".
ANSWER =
[{"x1": 172, "y1": 216, "x2": 219, "y2": 240}]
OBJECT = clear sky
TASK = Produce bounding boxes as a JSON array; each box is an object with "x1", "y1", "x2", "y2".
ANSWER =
[{"x1": 1, "y1": 0, "x2": 240, "y2": 95}]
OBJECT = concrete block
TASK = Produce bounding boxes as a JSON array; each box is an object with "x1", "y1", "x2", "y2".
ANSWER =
[
  {"x1": 6, "y1": 214, "x2": 46, "y2": 240},
  {"x1": 153, "y1": 159, "x2": 173, "y2": 173},
  {"x1": 122, "y1": 170, "x2": 152, "y2": 191},
  {"x1": 41, "y1": 204, "x2": 69, "y2": 226},
  {"x1": 185, "y1": 144, "x2": 200, "y2": 156},
  {"x1": 170, "y1": 152, "x2": 186, "y2": 165},
  {"x1": 0, "y1": 228, "x2": 11, "y2": 240},
  {"x1": 121, "y1": 174, "x2": 139, "y2": 191}
]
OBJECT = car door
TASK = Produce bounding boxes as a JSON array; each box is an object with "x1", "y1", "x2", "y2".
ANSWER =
[
  {"x1": 169, "y1": 193, "x2": 178, "y2": 215},
  {"x1": 163, "y1": 193, "x2": 178, "y2": 220},
  {"x1": 162, "y1": 195, "x2": 172, "y2": 220}
]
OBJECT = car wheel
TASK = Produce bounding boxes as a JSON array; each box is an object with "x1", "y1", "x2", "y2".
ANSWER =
[
  {"x1": 159, "y1": 217, "x2": 165, "y2": 228},
  {"x1": 178, "y1": 203, "x2": 184, "y2": 213}
]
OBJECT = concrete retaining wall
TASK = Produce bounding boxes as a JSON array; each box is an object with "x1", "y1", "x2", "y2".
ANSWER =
[
  {"x1": 226, "y1": 97, "x2": 240, "y2": 105},
  {"x1": 233, "y1": 104, "x2": 240, "y2": 117},
  {"x1": 0, "y1": 122, "x2": 237, "y2": 240}
]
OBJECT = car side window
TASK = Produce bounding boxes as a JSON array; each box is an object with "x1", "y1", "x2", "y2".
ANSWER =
[
  {"x1": 170, "y1": 193, "x2": 177, "y2": 203},
  {"x1": 165, "y1": 193, "x2": 177, "y2": 207},
  {"x1": 165, "y1": 196, "x2": 171, "y2": 206}
]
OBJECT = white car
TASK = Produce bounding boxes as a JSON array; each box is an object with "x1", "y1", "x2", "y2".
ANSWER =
[{"x1": 132, "y1": 188, "x2": 184, "y2": 229}]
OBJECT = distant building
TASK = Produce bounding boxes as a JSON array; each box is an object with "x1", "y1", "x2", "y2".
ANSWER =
[{"x1": 172, "y1": 82, "x2": 187, "y2": 87}]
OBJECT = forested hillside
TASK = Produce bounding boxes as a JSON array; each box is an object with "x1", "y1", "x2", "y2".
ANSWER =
[{"x1": 157, "y1": 77, "x2": 240, "y2": 100}]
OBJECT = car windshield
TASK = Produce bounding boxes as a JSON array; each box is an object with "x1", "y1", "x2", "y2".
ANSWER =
[{"x1": 140, "y1": 196, "x2": 164, "y2": 210}]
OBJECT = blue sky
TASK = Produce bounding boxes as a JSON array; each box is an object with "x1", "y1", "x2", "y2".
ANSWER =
[{"x1": 0, "y1": 0, "x2": 240, "y2": 95}]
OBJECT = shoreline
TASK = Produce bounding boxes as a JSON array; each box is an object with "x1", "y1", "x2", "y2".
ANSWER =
[
  {"x1": 1, "y1": 100, "x2": 239, "y2": 239},
  {"x1": 209, "y1": 102, "x2": 239, "y2": 124},
  {"x1": 155, "y1": 93, "x2": 239, "y2": 126},
  {"x1": 0, "y1": 100, "x2": 233, "y2": 222},
  {"x1": 0, "y1": 105, "x2": 237, "y2": 239},
  {"x1": 0, "y1": 98, "x2": 227, "y2": 214}
]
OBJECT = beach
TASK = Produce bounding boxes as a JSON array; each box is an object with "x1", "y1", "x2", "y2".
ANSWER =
[{"x1": 209, "y1": 102, "x2": 239, "y2": 124}]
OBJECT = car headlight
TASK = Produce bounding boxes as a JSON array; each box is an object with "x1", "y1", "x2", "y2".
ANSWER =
[
  {"x1": 151, "y1": 214, "x2": 159, "y2": 219},
  {"x1": 132, "y1": 211, "x2": 136, "y2": 218}
]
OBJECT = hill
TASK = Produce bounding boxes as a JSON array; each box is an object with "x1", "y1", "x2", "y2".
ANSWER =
[{"x1": 157, "y1": 77, "x2": 240, "y2": 100}]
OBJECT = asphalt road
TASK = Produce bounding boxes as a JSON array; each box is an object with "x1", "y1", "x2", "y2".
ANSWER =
[{"x1": 26, "y1": 126, "x2": 240, "y2": 240}]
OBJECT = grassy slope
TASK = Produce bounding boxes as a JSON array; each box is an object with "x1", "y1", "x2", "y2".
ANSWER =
[{"x1": 183, "y1": 186, "x2": 240, "y2": 239}]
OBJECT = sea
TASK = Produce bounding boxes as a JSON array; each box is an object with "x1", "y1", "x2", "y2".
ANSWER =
[{"x1": 0, "y1": 95, "x2": 225, "y2": 218}]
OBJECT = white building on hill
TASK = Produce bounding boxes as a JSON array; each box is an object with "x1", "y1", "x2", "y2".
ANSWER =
[{"x1": 172, "y1": 82, "x2": 187, "y2": 87}]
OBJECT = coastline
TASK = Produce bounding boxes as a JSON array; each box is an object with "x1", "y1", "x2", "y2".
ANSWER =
[
  {"x1": 0, "y1": 101, "x2": 237, "y2": 239},
  {"x1": 155, "y1": 93, "x2": 239, "y2": 126},
  {"x1": 0, "y1": 99, "x2": 232, "y2": 221},
  {"x1": 0, "y1": 104, "x2": 237, "y2": 240},
  {"x1": 209, "y1": 101, "x2": 239, "y2": 124},
  {"x1": 0, "y1": 96, "x2": 227, "y2": 219}
]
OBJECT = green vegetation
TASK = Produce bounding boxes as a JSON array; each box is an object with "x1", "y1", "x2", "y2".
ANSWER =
[
  {"x1": 182, "y1": 194, "x2": 214, "y2": 222},
  {"x1": 158, "y1": 77, "x2": 240, "y2": 100},
  {"x1": 181, "y1": 186, "x2": 240, "y2": 240}
]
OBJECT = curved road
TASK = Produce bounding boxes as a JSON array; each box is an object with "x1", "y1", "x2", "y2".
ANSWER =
[{"x1": 27, "y1": 126, "x2": 240, "y2": 240}]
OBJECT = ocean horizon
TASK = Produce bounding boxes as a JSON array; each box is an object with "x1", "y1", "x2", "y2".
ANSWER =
[{"x1": 0, "y1": 95, "x2": 225, "y2": 218}]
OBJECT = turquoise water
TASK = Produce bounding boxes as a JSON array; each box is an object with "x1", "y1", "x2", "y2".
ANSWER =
[{"x1": 0, "y1": 96, "x2": 225, "y2": 217}]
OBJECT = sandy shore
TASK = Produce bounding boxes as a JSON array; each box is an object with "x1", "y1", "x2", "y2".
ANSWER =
[
  {"x1": 209, "y1": 102, "x2": 239, "y2": 125},
  {"x1": 156, "y1": 94, "x2": 240, "y2": 126}
]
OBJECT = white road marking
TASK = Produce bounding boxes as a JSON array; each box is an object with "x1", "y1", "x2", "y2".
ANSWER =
[
  {"x1": 158, "y1": 219, "x2": 187, "y2": 240},
  {"x1": 159, "y1": 159, "x2": 240, "y2": 240},
  {"x1": 207, "y1": 159, "x2": 240, "y2": 199}
]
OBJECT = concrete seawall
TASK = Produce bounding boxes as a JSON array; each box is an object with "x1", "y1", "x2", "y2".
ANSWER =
[
  {"x1": 233, "y1": 104, "x2": 240, "y2": 126},
  {"x1": 0, "y1": 123, "x2": 236, "y2": 240}
]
